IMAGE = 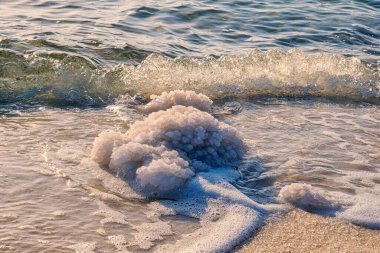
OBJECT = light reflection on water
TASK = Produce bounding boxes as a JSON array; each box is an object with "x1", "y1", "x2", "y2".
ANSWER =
[{"x1": 1, "y1": 0, "x2": 379, "y2": 60}]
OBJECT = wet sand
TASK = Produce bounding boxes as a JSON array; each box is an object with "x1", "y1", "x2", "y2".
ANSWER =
[{"x1": 237, "y1": 210, "x2": 380, "y2": 253}]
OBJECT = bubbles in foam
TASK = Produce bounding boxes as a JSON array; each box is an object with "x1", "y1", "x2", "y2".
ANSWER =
[
  {"x1": 107, "y1": 235, "x2": 131, "y2": 252},
  {"x1": 130, "y1": 221, "x2": 173, "y2": 250},
  {"x1": 139, "y1": 90, "x2": 212, "y2": 113},
  {"x1": 153, "y1": 172, "x2": 272, "y2": 253},
  {"x1": 67, "y1": 242, "x2": 97, "y2": 253},
  {"x1": 91, "y1": 91, "x2": 245, "y2": 194},
  {"x1": 93, "y1": 201, "x2": 129, "y2": 225},
  {"x1": 278, "y1": 183, "x2": 340, "y2": 210},
  {"x1": 338, "y1": 191, "x2": 380, "y2": 229}
]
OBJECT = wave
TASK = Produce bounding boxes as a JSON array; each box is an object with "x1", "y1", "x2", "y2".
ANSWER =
[{"x1": 0, "y1": 48, "x2": 379, "y2": 105}]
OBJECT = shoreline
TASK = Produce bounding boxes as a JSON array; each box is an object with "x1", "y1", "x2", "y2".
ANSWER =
[{"x1": 236, "y1": 209, "x2": 380, "y2": 253}]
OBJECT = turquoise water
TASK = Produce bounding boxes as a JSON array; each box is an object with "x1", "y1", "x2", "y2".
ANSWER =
[{"x1": 0, "y1": 1, "x2": 379, "y2": 252}]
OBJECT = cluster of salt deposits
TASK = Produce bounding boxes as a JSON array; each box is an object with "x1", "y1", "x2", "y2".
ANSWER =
[
  {"x1": 138, "y1": 90, "x2": 213, "y2": 113},
  {"x1": 91, "y1": 90, "x2": 244, "y2": 194},
  {"x1": 278, "y1": 183, "x2": 340, "y2": 210}
]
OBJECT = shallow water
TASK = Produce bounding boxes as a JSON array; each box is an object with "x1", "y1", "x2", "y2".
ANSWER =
[
  {"x1": 1, "y1": 0, "x2": 380, "y2": 252},
  {"x1": 1, "y1": 100, "x2": 379, "y2": 251}
]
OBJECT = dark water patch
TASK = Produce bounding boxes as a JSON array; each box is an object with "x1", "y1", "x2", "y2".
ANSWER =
[
  {"x1": 131, "y1": 7, "x2": 160, "y2": 19},
  {"x1": 32, "y1": 1, "x2": 60, "y2": 8},
  {"x1": 95, "y1": 44, "x2": 153, "y2": 64}
]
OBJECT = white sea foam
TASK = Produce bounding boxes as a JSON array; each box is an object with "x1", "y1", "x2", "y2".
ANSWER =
[
  {"x1": 67, "y1": 242, "x2": 96, "y2": 253},
  {"x1": 338, "y1": 190, "x2": 380, "y2": 229},
  {"x1": 130, "y1": 221, "x2": 173, "y2": 250},
  {"x1": 107, "y1": 235, "x2": 131, "y2": 252},
  {"x1": 153, "y1": 170, "x2": 275, "y2": 253},
  {"x1": 139, "y1": 90, "x2": 213, "y2": 113}
]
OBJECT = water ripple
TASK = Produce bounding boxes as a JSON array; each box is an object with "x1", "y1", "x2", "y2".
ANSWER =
[{"x1": 0, "y1": 0, "x2": 378, "y2": 60}]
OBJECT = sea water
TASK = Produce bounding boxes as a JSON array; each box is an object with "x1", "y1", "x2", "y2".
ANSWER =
[{"x1": 0, "y1": 1, "x2": 379, "y2": 252}]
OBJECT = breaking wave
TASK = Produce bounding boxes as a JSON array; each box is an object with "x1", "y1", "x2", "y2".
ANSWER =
[{"x1": 1, "y1": 49, "x2": 379, "y2": 105}]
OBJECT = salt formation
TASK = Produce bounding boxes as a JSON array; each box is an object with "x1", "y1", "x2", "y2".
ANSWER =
[
  {"x1": 138, "y1": 90, "x2": 213, "y2": 113},
  {"x1": 278, "y1": 183, "x2": 340, "y2": 210},
  {"x1": 110, "y1": 143, "x2": 194, "y2": 192},
  {"x1": 90, "y1": 131, "x2": 125, "y2": 166},
  {"x1": 91, "y1": 90, "x2": 244, "y2": 194}
]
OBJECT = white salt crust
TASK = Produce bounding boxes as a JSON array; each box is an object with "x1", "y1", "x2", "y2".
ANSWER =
[
  {"x1": 91, "y1": 92, "x2": 244, "y2": 194},
  {"x1": 139, "y1": 90, "x2": 213, "y2": 114},
  {"x1": 90, "y1": 131, "x2": 125, "y2": 167},
  {"x1": 90, "y1": 91, "x2": 268, "y2": 253},
  {"x1": 90, "y1": 91, "x2": 379, "y2": 252},
  {"x1": 278, "y1": 183, "x2": 340, "y2": 210}
]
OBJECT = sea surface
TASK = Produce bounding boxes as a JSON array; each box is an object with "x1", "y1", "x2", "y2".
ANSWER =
[{"x1": 0, "y1": 1, "x2": 379, "y2": 252}]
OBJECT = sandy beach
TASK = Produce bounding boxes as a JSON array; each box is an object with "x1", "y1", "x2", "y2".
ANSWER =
[{"x1": 237, "y1": 210, "x2": 380, "y2": 253}]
